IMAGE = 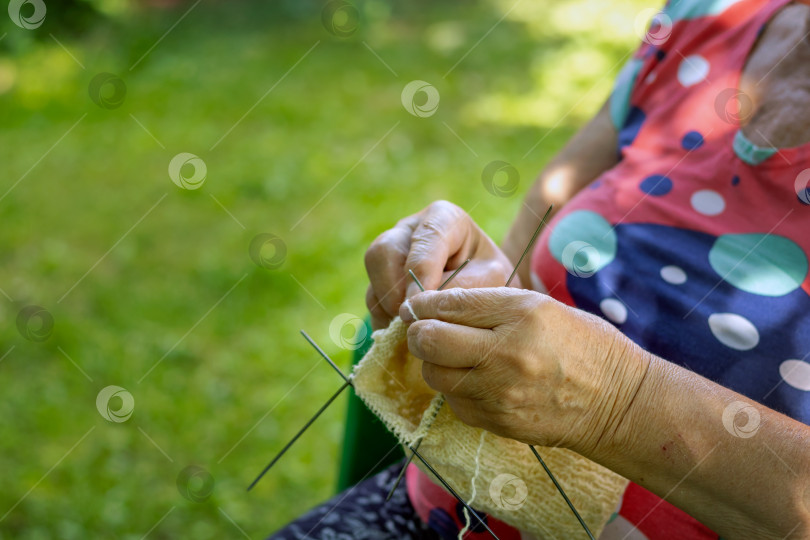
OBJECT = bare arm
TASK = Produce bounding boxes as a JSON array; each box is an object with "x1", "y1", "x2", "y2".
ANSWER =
[
  {"x1": 402, "y1": 288, "x2": 810, "y2": 539},
  {"x1": 593, "y1": 354, "x2": 810, "y2": 539},
  {"x1": 502, "y1": 101, "x2": 619, "y2": 288}
]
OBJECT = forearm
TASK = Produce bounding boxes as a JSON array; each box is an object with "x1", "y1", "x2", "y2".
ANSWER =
[
  {"x1": 591, "y1": 352, "x2": 810, "y2": 539},
  {"x1": 502, "y1": 101, "x2": 619, "y2": 288}
]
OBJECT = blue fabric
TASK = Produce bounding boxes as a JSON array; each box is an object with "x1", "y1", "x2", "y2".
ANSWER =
[{"x1": 565, "y1": 223, "x2": 810, "y2": 424}]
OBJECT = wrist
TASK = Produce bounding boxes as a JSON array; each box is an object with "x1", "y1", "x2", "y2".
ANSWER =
[{"x1": 575, "y1": 331, "x2": 654, "y2": 463}]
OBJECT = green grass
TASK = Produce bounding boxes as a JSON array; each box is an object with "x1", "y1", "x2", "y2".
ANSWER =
[{"x1": 0, "y1": 0, "x2": 647, "y2": 537}]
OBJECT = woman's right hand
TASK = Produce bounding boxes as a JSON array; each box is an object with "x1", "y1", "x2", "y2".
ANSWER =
[{"x1": 364, "y1": 200, "x2": 516, "y2": 330}]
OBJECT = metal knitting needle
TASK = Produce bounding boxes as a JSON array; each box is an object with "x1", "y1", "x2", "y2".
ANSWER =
[
  {"x1": 505, "y1": 204, "x2": 553, "y2": 287},
  {"x1": 301, "y1": 330, "x2": 353, "y2": 385},
  {"x1": 408, "y1": 269, "x2": 425, "y2": 292},
  {"x1": 385, "y1": 259, "x2": 471, "y2": 501},
  {"x1": 504, "y1": 205, "x2": 594, "y2": 538},
  {"x1": 247, "y1": 379, "x2": 351, "y2": 491},
  {"x1": 438, "y1": 258, "x2": 470, "y2": 290},
  {"x1": 408, "y1": 258, "x2": 470, "y2": 295},
  {"x1": 409, "y1": 444, "x2": 501, "y2": 540},
  {"x1": 529, "y1": 446, "x2": 595, "y2": 539},
  {"x1": 248, "y1": 331, "x2": 358, "y2": 491},
  {"x1": 295, "y1": 329, "x2": 488, "y2": 540}
]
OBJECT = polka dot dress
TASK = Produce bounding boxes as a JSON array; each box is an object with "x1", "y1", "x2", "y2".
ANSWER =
[
  {"x1": 408, "y1": 1, "x2": 810, "y2": 538},
  {"x1": 532, "y1": 0, "x2": 810, "y2": 536}
]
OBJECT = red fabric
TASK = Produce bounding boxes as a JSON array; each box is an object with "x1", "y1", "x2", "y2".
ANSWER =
[{"x1": 406, "y1": 0, "x2": 810, "y2": 538}]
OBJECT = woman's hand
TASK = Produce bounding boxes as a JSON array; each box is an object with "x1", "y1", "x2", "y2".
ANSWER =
[
  {"x1": 399, "y1": 287, "x2": 650, "y2": 456},
  {"x1": 365, "y1": 201, "x2": 516, "y2": 330}
]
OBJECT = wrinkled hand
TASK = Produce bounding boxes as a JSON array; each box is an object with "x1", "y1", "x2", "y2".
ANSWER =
[
  {"x1": 400, "y1": 287, "x2": 650, "y2": 456},
  {"x1": 365, "y1": 200, "x2": 515, "y2": 330}
]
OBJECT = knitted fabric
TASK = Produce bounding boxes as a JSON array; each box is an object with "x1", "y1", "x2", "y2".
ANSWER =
[{"x1": 352, "y1": 317, "x2": 629, "y2": 539}]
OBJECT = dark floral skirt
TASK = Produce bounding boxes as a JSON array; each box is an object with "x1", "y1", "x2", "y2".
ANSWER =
[{"x1": 269, "y1": 462, "x2": 441, "y2": 540}]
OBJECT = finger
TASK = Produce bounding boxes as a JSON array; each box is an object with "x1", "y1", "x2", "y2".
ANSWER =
[
  {"x1": 407, "y1": 319, "x2": 493, "y2": 369},
  {"x1": 402, "y1": 287, "x2": 541, "y2": 328},
  {"x1": 365, "y1": 222, "x2": 418, "y2": 317},
  {"x1": 421, "y1": 361, "x2": 480, "y2": 399},
  {"x1": 405, "y1": 202, "x2": 472, "y2": 298},
  {"x1": 366, "y1": 286, "x2": 391, "y2": 331},
  {"x1": 436, "y1": 259, "x2": 510, "y2": 291}
]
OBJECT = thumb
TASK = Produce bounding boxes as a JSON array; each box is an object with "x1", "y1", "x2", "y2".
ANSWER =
[{"x1": 405, "y1": 205, "x2": 471, "y2": 296}]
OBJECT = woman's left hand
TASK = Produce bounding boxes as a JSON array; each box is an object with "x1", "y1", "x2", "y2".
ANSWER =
[{"x1": 400, "y1": 287, "x2": 651, "y2": 456}]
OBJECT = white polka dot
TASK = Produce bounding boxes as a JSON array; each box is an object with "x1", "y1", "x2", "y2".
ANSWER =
[
  {"x1": 677, "y1": 55, "x2": 710, "y2": 87},
  {"x1": 600, "y1": 298, "x2": 628, "y2": 324},
  {"x1": 708, "y1": 313, "x2": 759, "y2": 351},
  {"x1": 646, "y1": 71, "x2": 657, "y2": 84},
  {"x1": 660, "y1": 265, "x2": 687, "y2": 285},
  {"x1": 779, "y1": 359, "x2": 810, "y2": 391},
  {"x1": 691, "y1": 189, "x2": 726, "y2": 216}
]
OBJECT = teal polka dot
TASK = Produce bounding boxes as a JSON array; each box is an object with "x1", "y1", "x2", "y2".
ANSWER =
[
  {"x1": 709, "y1": 234, "x2": 808, "y2": 296},
  {"x1": 549, "y1": 210, "x2": 617, "y2": 277}
]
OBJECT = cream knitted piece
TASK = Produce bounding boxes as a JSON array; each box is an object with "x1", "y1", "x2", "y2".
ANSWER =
[{"x1": 352, "y1": 317, "x2": 629, "y2": 539}]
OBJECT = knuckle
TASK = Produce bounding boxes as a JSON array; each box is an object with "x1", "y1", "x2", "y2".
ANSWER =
[
  {"x1": 413, "y1": 219, "x2": 444, "y2": 241},
  {"x1": 427, "y1": 199, "x2": 457, "y2": 214},
  {"x1": 437, "y1": 288, "x2": 463, "y2": 318},
  {"x1": 414, "y1": 320, "x2": 438, "y2": 359},
  {"x1": 522, "y1": 291, "x2": 549, "y2": 322}
]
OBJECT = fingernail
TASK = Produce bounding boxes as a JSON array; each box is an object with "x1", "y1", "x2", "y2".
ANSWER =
[{"x1": 400, "y1": 300, "x2": 418, "y2": 323}]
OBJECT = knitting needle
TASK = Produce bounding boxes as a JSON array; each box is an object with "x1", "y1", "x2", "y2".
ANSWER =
[
  {"x1": 408, "y1": 269, "x2": 425, "y2": 292},
  {"x1": 259, "y1": 259, "x2": 470, "y2": 497},
  {"x1": 438, "y1": 258, "x2": 470, "y2": 290},
  {"x1": 247, "y1": 379, "x2": 352, "y2": 491},
  {"x1": 504, "y1": 205, "x2": 595, "y2": 538},
  {"x1": 385, "y1": 259, "x2": 471, "y2": 501},
  {"x1": 402, "y1": 208, "x2": 594, "y2": 536},
  {"x1": 505, "y1": 204, "x2": 553, "y2": 287},
  {"x1": 301, "y1": 330, "x2": 353, "y2": 385},
  {"x1": 294, "y1": 331, "x2": 492, "y2": 540},
  {"x1": 409, "y1": 444, "x2": 501, "y2": 540},
  {"x1": 248, "y1": 330, "x2": 359, "y2": 491},
  {"x1": 529, "y1": 446, "x2": 595, "y2": 539}
]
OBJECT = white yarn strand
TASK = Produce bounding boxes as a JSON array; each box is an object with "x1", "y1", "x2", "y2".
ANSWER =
[{"x1": 458, "y1": 430, "x2": 487, "y2": 539}]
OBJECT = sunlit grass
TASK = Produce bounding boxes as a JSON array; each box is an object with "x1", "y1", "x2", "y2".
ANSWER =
[{"x1": 0, "y1": 0, "x2": 646, "y2": 537}]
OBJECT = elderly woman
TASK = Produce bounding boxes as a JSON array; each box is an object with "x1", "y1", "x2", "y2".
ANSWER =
[{"x1": 272, "y1": 0, "x2": 810, "y2": 538}]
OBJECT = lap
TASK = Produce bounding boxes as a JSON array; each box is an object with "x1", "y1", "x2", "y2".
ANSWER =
[{"x1": 269, "y1": 462, "x2": 440, "y2": 540}]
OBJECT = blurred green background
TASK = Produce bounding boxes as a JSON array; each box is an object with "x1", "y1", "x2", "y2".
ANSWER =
[{"x1": 0, "y1": 0, "x2": 648, "y2": 537}]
